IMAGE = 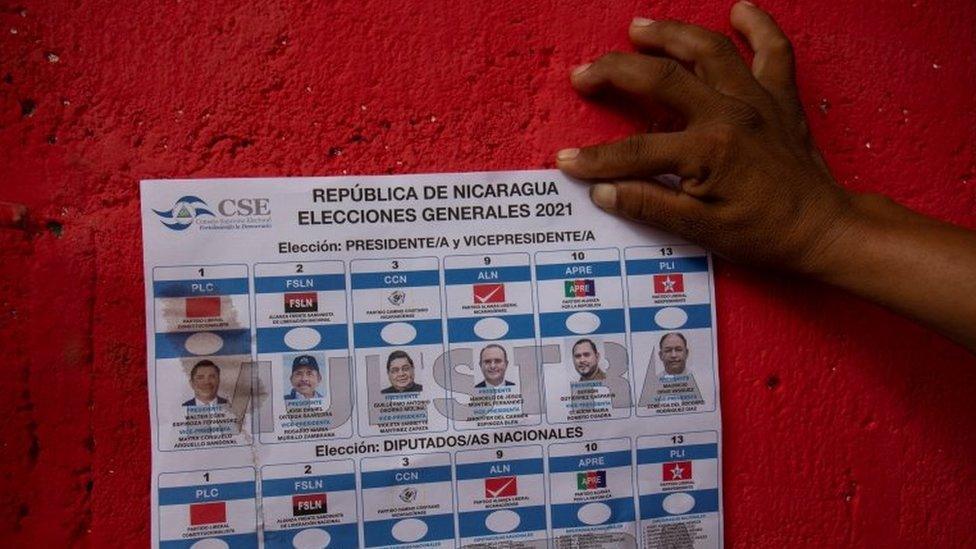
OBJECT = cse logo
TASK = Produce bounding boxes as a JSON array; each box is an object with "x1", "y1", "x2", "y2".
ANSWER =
[
  {"x1": 217, "y1": 198, "x2": 270, "y2": 217},
  {"x1": 153, "y1": 196, "x2": 271, "y2": 231}
]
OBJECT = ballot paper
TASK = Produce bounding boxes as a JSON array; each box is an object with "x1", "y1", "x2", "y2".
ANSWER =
[{"x1": 141, "y1": 170, "x2": 723, "y2": 548}]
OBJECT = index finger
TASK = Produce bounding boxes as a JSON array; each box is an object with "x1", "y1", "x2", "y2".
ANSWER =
[{"x1": 572, "y1": 52, "x2": 727, "y2": 123}]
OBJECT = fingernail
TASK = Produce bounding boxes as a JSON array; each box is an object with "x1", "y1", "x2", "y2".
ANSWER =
[
  {"x1": 571, "y1": 63, "x2": 592, "y2": 77},
  {"x1": 631, "y1": 17, "x2": 654, "y2": 27},
  {"x1": 591, "y1": 184, "x2": 617, "y2": 211},
  {"x1": 740, "y1": 1, "x2": 756, "y2": 6},
  {"x1": 556, "y1": 148, "x2": 580, "y2": 162}
]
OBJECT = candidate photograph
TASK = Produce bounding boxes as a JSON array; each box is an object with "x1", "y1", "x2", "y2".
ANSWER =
[
  {"x1": 658, "y1": 332, "x2": 694, "y2": 377},
  {"x1": 649, "y1": 332, "x2": 703, "y2": 405},
  {"x1": 182, "y1": 359, "x2": 229, "y2": 407},
  {"x1": 475, "y1": 343, "x2": 516, "y2": 388},
  {"x1": 381, "y1": 349, "x2": 423, "y2": 394},
  {"x1": 284, "y1": 354, "x2": 324, "y2": 400},
  {"x1": 571, "y1": 338, "x2": 606, "y2": 382}
]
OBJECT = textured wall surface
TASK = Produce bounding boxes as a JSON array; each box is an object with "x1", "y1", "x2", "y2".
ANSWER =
[{"x1": 1, "y1": 0, "x2": 974, "y2": 546}]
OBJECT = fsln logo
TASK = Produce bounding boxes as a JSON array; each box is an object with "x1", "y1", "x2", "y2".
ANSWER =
[
  {"x1": 152, "y1": 196, "x2": 215, "y2": 231},
  {"x1": 292, "y1": 493, "x2": 327, "y2": 516},
  {"x1": 284, "y1": 292, "x2": 318, "y2": 313}
]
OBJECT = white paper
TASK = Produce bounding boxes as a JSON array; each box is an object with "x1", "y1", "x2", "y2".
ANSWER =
[{"x1": 141, "y1": 169, "x2": 723, "y2": 548}]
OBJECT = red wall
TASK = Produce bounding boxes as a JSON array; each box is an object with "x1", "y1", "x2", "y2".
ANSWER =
[{"x1": 1, "y1": 1, "x2": 974, "y2": 546}]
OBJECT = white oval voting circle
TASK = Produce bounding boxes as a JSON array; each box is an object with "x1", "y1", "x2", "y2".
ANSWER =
[
  {"x1": 190, "y1": 539, "x2": 229, "y2": 549},
  {"x1": 284, "y1": 327, "x2": 321, "y2": 350},
  {"x1": 474, "y1": 317, "x2": 509, "y2": 340},
  {"x1": 292, "y1": 528, "x2": 331, "y2": 548},
  {"x1": 391, "y1": 518, "x2": 428, "y2": 543},
  {"x1": 184, "y1": 332, "x2": 224, "y2": 356},
  {"x1": 565, "y1": 312, "x2": 601, "y2": 335},
  {"x1": 577, "y1": 502, "x2": 612, "y2": 525},
  {"x1": 485, "y1": 509, "x2": 521, "y2": 533},
  {"x1": 381, "y1": 322, "x2": 417, "y2": 345},
  {"x1": 654, "y1": 307, "x2": 688, "y2": 329},
  {"x1": 663, "y1": 492, "x2": 696, "y2": 515}
]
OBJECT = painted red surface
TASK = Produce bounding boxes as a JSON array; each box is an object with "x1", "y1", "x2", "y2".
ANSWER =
[{"x1": 1, "y1": 0, "x2": 974, "y2": 546}]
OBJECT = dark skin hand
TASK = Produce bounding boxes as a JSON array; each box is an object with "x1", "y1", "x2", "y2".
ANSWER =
[{"x1": 557, "y1": 2, "x2": 976, "y2": 352}]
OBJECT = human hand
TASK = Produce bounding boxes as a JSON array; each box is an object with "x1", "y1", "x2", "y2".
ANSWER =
[{"x1": 557, "y1": 2, "x2": 855, "y2": 275}]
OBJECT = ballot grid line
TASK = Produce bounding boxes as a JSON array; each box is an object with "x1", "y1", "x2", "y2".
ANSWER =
[
  {"x1": 151, "y1": 263, "x2": 253, "y2": 454},
  {"x1": 442, "y1": 251, "x2": 543, "y2": 432},
  {"x1": 149, "y1": 246, "x2": 721, "y2": 548},
  {"x1": 253, "y1": 260, "x2": 356, "y2": 446},
  {"x1": 534, "y1": 247, "x2": 634, "y2": 426},
  {"x1": 149, "y1": 246, "x2": 715, "y2": 448},
  {"x1": 624, "y1": 246, "x2": 718, "y2": 420},
  {"x1": 155, "y1": 431, "x2": 720, "y2": 547}
]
